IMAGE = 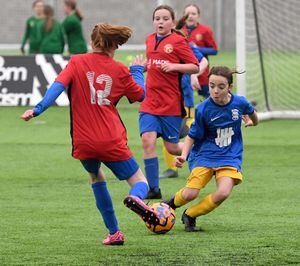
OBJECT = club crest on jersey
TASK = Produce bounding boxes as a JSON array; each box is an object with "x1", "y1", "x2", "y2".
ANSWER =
[
  {"x1": 231, "y1": 109, "x2": 239, "y2": 121},
  {"x1": 164, "y1": 44, "x2": 173, "y2": 54},
  {"x1": 196, "y1": 34, "x2": 202, "y2": 41}
]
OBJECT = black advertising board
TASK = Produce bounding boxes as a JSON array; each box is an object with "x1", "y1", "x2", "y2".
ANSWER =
[{"x1": 0, "y1": 55, "x2": 70, "y2": 106}]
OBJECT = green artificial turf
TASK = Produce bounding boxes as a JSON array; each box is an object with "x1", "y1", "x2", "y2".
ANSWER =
[{"x1": 0, "y1": 106, "x2": 299, "y2": 265}]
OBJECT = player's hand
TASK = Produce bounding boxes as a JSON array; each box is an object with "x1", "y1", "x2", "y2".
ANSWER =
[
  {"x1": 174, "y1": 156, "x2": 186, "y2": 168},
  {"x1": 20, "y1": 109, "x2": 34, "y2": 121},
  {"x1": 161, "y1": 62, "x2": 175, "y2": 73},
  {"x1": 242, "y1": 115, "x2": 254, "y2": 127},
  {"x1": 131, "y1": 54, "x2": 146, "y2": 67},
  {"x1": 191, "y1": 74, "x2": 201, "y2": 90},
  {"x1": 20, "y1": 47, "x2": 25, "y2": 55}
]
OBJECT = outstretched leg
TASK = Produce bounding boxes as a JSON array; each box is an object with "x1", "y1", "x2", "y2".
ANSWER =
[
  {"x1": 124, "y1": 167, "x2": 160, "y2": 226},
  {"x1": 81, "y1": 160, "x2": 124, "y2": 245}
]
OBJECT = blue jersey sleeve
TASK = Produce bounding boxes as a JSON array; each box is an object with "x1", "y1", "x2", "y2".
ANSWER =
[
  {"x1": 196, "y1": 46, "x2": 218, "y2": 56},
  {"x1": 129, "y1": 65, "x2": 145, "y2": 101},
  {"x1": 181, "y1": 74, "x2": 194, "y2": 107},
  {"x1": 33, "y1": 82, "x2": 65, "y2": 116},
  {"x1": 189, "y1": 43, "x2": 204, "y2": 61},
  {"x1": 188, "y1": 106, "x2": 205, "y2": 140},
  {"x1": 240, "y1": 96, "x2": 255, "y2": 115}
]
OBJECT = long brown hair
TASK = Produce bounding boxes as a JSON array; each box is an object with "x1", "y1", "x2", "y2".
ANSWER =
[
  {"x1": 153, "y1": 5, "x2": 186, "y2": 37},
  {"x1": 91, "y1": 23, "x2": 132, "y2": 52},
  {"x1": 64, "y1": 0, "x2": 83, "y2": 21},
  {"x1": 43, "y1": 5, "x2": 54, "y2": 32},
  {"x1": 209, "y1": 66, "x2": 244, "y2": 85}
]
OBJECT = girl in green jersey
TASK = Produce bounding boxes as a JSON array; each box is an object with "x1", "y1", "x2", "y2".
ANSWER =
[
  {"x1": 39, "y1": 5, "x2": 65, "y2": 54},
  {"x1": 62, "y1": 0, "x2": 87, "y2": 54},
  {"x1": 21, "y1": 0, "x2": 44, "y2": 54}
]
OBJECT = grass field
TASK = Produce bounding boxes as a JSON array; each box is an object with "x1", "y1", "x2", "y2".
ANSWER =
[
  {"x1": 1, "y1": 106, "x2": 300, "y2": 265},
  {"x1": 0, "y1": 50, "x2": 300, "y2": 265}
]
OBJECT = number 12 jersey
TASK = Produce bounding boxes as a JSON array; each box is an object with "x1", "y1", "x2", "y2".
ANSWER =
[{"x1": 56, "y1": 53, "x2": 144, "y2": 161}]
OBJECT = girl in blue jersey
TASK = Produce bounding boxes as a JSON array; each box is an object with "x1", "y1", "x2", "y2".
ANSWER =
[{"x1": 165, "y1": 66, "x2": 258, "y2": 232}]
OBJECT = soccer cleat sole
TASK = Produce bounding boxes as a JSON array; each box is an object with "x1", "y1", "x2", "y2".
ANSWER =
[
  {"x1": 103, "y1": 241, "x2": 124, "y2": 246},
  {"x1": 124, "y1": 197, "x2": 159, "y2": 225}
]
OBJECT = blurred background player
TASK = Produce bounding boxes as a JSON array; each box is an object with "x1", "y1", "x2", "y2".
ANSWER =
[
  {"x1": 62, "y1": 0, "x2": 87, "y2": 54},
  {"x1": 160, "y1": 3, "x2": 218, "y2": 179},
  {"x1": 165, "y1": 66, "x2": 258, "y2": 232},
  {"x1": 20, "y1": 22, "x2": 160, "y2": 246},
  {"x1": 38, "y1": 5, "x2": 65, "y2": 54},
  {"x1": 181, "y1": 4, "x2": 218, "y2": 98},
  {"x1": 139, "y1": 5, "x2": 199, "y2": 199},
  {"x1": 20, "y1": 0, "x2": 44, "y2": 54}
]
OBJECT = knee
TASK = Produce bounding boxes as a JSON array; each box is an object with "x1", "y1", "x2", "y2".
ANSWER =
[
  {"x1": 90, "y1": 176, "x2": 103, "y2": 184},
  {"x1": 182, "y1": 188, "x2": 199, "y2": 202},
  {"x1": 165, "y1": 144, "x2": 181, "y2": 156},
  {"x1": 90, "y1": 170, "x2": 106, "y2": 184},
  {"x1": 142, "y1": 135, "x2": 155, "y2": 154},
  {"x1": 215, "y1": 189, "x2": 231, "y2": 202}
]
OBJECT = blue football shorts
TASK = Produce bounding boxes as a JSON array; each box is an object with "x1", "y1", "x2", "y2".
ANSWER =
[
  {"x1": 80, "y1": 157, "x2": 139, "y2": 180},
  {"x1": 139, "y1": 112, "x2": 182, "y2": 143}
]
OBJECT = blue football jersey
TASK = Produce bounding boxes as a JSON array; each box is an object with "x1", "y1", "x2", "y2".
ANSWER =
[{"x1": 188, "y1": 94, "x2": 254, "y2": 171}]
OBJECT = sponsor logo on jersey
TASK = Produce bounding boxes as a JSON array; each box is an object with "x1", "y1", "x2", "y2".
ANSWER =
[
  {"x1": 196, "y1": 34, "x2": 202, "y2": 41},
  {"x1": 231, "y1": 109, "x2": 239, "y2": 121},
  {"x1": 147, "y1": 58, "x2": 170, "y2": 69},
  {"x1": 215, "y1": 127, "x2": 234, "y2": 147},
  {"x1": 164, "y1": 44, "x2": 173, "y2": 54}
]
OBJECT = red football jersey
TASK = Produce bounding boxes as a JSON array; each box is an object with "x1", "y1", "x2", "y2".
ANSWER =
[
  {"x1": 55, "y1": 52, "x2": 144, "y2": 161},
  {"x1": 183, "y1": 23, "x2": 218, "y2": 85},
  {"x1": 140, "y1": 32, "x2": 198, "y2": 116}
]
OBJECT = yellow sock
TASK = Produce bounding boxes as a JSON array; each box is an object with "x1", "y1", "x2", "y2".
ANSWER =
[
  {"x1": 185, "y1": 194, "x2": 218, "y2": 217},
  {"x1": 174, "y1": 188, "x2": 189, "y2": 207},
  {"x1": 162, "y1": 145, "x2": 177, "y2": 171},
  {"x1": 186, "y1": 118, "x2": 194, "y2": 128},
  {"x1": 185, "y1": 107, "x2": 195, "y2": 119}
]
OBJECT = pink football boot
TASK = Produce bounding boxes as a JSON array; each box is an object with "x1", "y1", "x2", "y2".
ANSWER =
[
  {"x1": 123, "y1": 195, "x2": 159, "y2": 225},
  {"x1": 102, "y1": 230, "x2": 124, "y2": 245}
]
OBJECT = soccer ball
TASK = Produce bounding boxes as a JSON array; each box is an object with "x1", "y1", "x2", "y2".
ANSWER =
[{"x1": 145, "y1": 202, "x2": 176, "y2": 234}]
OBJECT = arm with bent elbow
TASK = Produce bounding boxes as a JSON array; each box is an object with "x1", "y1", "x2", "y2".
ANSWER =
[
  {"x1": 174, "y1": 136, "x2": 195, "y2": 168},
  {"x1": 161, "y1": 62, "x2": 199, "y2": 74}
]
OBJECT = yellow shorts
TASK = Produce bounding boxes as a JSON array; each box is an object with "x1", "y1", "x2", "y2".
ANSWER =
[{"x1": 186, "y1": 166, "x2": 243, "y2": 190}]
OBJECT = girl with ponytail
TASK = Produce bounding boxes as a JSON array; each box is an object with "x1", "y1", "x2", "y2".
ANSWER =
[
  {"x1": 62, "y1": 0, "x2": 87, "y2": 54},
  {"x1": 21, "y1": 22, "x2": 160, "y2": 246}
]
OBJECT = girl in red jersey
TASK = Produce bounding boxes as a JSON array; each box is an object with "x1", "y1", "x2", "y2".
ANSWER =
[
  {"x1": 21, "y1": 23, "x2": 160, "y2": 246},
  {"x1": 179, "y1": 4, "x2": 218, "y2": 98},
  {"x1": 139, "y1": 5, "x2": 199, "y2": 199}
]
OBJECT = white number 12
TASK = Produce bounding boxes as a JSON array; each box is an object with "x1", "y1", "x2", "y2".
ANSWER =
[{"x1": 86, "y1": 71, "x2": 112, "y2": 105}]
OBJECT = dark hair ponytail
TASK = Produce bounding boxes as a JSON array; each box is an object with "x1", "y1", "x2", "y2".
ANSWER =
[
  {"x1": 64, "y1": 0, "x2": 83, "y2": 20},
  {"x1": 209, "y1": 66, "x2": 245, "y2": 85},
  {"x1": 43, "y1": 5, "x2": 54, "y2": 32},
  {"x1": 91, "y1": 23, "x2": 132, "y2": 52}
]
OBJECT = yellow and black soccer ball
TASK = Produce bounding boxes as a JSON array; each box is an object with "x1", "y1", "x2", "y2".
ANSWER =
[{"x1": 145, "y1": 202, "x2": 176, "y2": 234}]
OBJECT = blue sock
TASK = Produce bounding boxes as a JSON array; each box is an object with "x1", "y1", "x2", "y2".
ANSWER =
[
  {"x1": 129, "y1": 181, "x2": 149, "y2": 200},
  {"x1": 144, "y1": 157, "x2": 159, "y2": 192},
  {"x1": 91, "y1": 182, "x2": 119, "y2": 234}
]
